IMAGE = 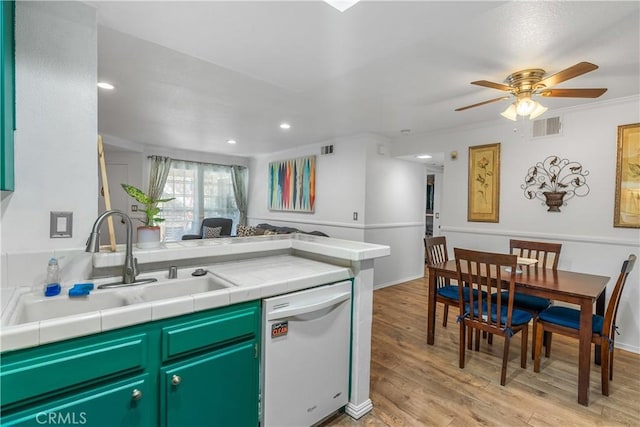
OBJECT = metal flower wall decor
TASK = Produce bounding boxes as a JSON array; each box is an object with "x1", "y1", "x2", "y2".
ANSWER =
[{"x1": 521, "y1": 155, "x2": 590, "y2": 212}]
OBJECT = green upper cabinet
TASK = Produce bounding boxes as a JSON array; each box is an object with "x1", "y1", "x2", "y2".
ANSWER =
[{"x1": 1, "y1": 0, "x2": 15, "y2": 191}]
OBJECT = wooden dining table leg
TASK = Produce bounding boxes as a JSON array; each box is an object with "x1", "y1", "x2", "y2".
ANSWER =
[
  {"x1": 427, "y1": 267, "x2": 436, "y2": 345},
  {"x1": 578, "y1": 299, "x2": 593, "y2": 406}
]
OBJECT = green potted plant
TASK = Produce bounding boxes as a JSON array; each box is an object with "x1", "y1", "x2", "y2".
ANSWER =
[{"x1": 121, "y1": 184, "x2": 175, "y2": 248}]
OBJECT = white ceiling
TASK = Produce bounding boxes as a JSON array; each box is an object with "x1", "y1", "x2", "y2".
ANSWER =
[{"x1": 91, "y1": 1, "x2": 640, "y2": 159}]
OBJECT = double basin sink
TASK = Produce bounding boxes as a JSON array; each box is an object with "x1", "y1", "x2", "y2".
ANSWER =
[{"x1": 8, "y1": 271, "x2": 234, "y2": 325}]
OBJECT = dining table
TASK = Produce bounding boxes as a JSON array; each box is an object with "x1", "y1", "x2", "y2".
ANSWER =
[{"x1": 426, "y1": 259, "x2": 611, "y2": 406}]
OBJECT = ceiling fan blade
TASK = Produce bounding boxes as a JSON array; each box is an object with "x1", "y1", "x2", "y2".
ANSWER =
[
  {"x1": 471, "y1": 80, "x2": 513, "y2": 92},
  {"x1": 537, "y1": 62, "x2": 599, "y2": 88},
  {"x1": 538, "y1": 88, "x2": 607, "y2": 98},
  {"x1": 455, "y1": 96, "x2": 510, "y2": 111}
]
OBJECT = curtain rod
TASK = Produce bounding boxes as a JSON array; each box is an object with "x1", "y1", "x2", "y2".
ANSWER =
[{"x1": 147, "y1": 155, "x2": 246, "y2": 169}]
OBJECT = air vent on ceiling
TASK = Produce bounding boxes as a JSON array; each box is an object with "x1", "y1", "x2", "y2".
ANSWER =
[
  {"x1": 533, "y1": 116, "x2": 562, "y2": 138},
  {"x1": 321, "y1": 144, "x2": 334, "y2": 155}
]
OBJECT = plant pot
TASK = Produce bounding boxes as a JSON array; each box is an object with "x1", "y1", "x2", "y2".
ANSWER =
[
  {"x1": 137, "y1": 226, "x2": 161, "y2": 249},
  {"x1": 543, "y1": 191, "x2": 567, "y2": 212}
]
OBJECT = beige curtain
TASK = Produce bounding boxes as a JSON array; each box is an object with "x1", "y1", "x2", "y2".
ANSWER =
[
  {"x1": 148, "y1": 155, "x2": 172, "y2": 204},
  {"x1": 231, "y1": 165, "x2": 248, "y2": 226}
]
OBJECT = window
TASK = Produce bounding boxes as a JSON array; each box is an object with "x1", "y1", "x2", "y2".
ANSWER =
[{"x1": 160, "y1": 160, "x2": 240, "y2": 241}]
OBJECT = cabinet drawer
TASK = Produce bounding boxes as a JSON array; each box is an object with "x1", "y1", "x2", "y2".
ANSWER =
[
  {"x1": 1, "y1": 333, "x2": 149, "y2": 407},
  {"x1": 161, "y1": 303, "x2": 259, "y2": 361},
  {"x1": 1, "y1": 373, "x2": 154, "y2": 427}
]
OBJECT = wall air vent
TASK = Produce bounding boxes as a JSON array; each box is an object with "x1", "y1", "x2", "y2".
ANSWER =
[
  {"x1": 321, "y1": 145, "x2": 334, "y2": 155},
  {"x1": 532, "y1": 116, "x2": 562, "y2": 138}
]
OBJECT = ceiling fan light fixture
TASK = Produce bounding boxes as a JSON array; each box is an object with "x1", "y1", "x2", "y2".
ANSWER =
[
  {"x1": 529, "y1": 102, "x2": 548, "y2": 120},
  {"x1": 515, "y1": 95, "x2": 537, "y2": 116},
  {"x1": 323, "y1": 0, "x2": 360, "y2": 12},
  {"x1": 500, "y1": 104, "x2": 518, "y2": 121}
]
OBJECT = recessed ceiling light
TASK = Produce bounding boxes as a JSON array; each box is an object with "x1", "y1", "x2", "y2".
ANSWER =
[
  {"x1": 97, "y1": 82, "x2": 114, "y2": 90},
  {"x1": 280, "y1": 123, "x2": 291, "y2": 130},
  {"x1": 416, "y1": 154, "x2": 433, "y2": 159},
  {"x1": 227, "y1": 139, "x2": 237, "y2": 144}
]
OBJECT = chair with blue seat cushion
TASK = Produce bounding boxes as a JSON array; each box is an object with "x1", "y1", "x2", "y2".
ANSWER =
[
  {"x1": 454, "y1": 248, "x2": 532, "y2": 386},
  {"x1": 425, "y1": 236, "x2": 453, "y2": 327},
  {"x1": 426, "y1": 236, "x2": 485, "y2": 329},
  {"x1": 500, "y1": 239, "x2": 562, "y2": 359},
  {"x1": 534, "y1": 254, "x2": 636, "y2": 396}
]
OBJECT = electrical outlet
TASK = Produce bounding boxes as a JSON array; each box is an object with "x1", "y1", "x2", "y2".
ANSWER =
[{"x1": 353, "y1": 212, "x2": 358, "y2": 221}]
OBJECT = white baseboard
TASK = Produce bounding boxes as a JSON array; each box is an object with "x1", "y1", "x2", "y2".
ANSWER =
[
  {"x1": 375, "y1": 274, "x2": 424, "y2": 290},
  {"x1": 345, "y1": 399, "x2": 373, "y2": 419},
  {"x1": 615, "y1": 341, "x2": 640, "y2": 355}
]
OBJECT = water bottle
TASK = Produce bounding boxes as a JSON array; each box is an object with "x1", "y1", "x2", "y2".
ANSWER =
[{"x1": 44, "y1": 257, "x2": 61, "y2": 297}]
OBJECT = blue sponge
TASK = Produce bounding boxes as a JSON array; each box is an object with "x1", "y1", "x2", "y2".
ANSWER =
[{"x1": 68, "y1": 283, "x2": 94, "y2": 297}]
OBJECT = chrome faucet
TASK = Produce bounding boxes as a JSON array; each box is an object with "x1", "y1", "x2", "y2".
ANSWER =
[{"x1": 86, "y1": 209, "x2": 138, "y2": 285}]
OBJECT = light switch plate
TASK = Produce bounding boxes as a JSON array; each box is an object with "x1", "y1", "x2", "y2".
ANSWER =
[{"x1": 50, "y1": 211, "x2": 73, "y2": 238}]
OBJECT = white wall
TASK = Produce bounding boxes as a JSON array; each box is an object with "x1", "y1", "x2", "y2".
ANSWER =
[
  {"x1": 248, "y1": 133, "x2": 426, "y2": 287},
  {"x1": 363, "y1": 139, "x2": 425, "y2": 287},
  {"x1": 249, "y1": 135, "x2": 369, "y2": 241},
  {"x1": 0, "y1": 2, "x2": 97, "y2": 289},
  {"x1": 1, "y1": 2, "x2": 97, "y2": 253},
  {"x1": 392, "y1": 96, "x2": 640, "y2": 353}
]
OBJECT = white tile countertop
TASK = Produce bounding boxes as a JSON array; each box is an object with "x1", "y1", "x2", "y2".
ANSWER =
[
  {"x1": 0, "y1": 254, "x2": 355, "y2": 352},
  {"x1": 91, "y1": 233, "x2": 391, "y2": 268}
]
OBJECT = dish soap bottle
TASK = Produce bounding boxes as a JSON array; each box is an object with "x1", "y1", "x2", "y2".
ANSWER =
[{"x1": 44, "y1": 257, "x2": 61, "y2": 297}]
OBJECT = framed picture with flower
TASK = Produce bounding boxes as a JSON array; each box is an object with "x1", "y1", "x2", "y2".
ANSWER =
[
  {"x1": 468, "y1": 142, "x2": 500, "y2": 222},
  {"x1": 614, "y1": 123, "x2": 640, "y2": 228}
]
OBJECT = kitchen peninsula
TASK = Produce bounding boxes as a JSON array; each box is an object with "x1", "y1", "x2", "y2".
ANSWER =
[{"x1": 0, "y1": 234, "x2": 390, "y2": 425}]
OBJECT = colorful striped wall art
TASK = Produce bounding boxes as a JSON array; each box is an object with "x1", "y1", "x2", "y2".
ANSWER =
[{"x1": 268, "y1": 156, "x2": 316, "y2": 212}]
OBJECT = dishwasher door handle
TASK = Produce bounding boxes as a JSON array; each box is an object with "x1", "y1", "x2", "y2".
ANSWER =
[{"x1": 266, "y1": 291, "x2": 350, "y2": 321}]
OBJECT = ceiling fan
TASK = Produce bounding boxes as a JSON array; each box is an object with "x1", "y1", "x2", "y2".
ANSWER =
[{"x1": 455, "y1": 62, "x2": 607, "y2": 120}]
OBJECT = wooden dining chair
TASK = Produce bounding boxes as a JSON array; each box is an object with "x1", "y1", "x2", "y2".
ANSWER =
[
  {"x1": 510, "y1": 239, "x2": 562, "y2": 270},
  {"x1": 502, "y1": 239, "x2": 562, "y2": 358},
  {"x1": 425, "y1": 236, "x2": 455, "y2": 327},
  {"x1": 534, "y1": 254, "x2": 636, "y2": 396},
  {"x1": 454, "y1": 248, "x2": 532, "y2": 386}
]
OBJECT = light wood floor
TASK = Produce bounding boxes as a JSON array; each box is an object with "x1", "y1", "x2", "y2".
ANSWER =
[{"x1": 322, "y1": 273, "x2": 640, "y2": 427}]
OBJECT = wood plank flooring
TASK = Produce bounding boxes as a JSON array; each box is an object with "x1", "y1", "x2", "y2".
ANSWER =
[{"x1": 322, "y1": 272, "x2": 640, "y2": 426}]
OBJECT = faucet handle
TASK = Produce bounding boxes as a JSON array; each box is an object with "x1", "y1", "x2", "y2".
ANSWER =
[{"x1": 133, "y1": 257, "x2": 139, "y2": 277}]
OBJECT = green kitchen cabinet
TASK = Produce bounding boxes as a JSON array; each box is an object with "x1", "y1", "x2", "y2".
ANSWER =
[
  {"x1": 161, "y1": 341, "x2": 259, "y2": 427},
  {"x1": 0, "y1": 301, "x2": 261, "y2": 426},
  {"x1": 0, "y1": 374, "x2": 154, "y2": 427},
  {"x1": 1, "y1": 0, "x2": 15, "y2": 191}
]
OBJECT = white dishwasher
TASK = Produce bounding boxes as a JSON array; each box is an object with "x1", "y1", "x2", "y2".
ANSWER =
[{"x1": 262, "y1": 280, "x2": 352, "y2": 427}]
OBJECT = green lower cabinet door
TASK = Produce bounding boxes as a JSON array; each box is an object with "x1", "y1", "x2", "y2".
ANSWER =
[
  {"x1": 0, "y1": 374, "x2": 154, "y2": 427},
  {"x1": 161, "y1": 340, "x2": 258, "y2": 427}
]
